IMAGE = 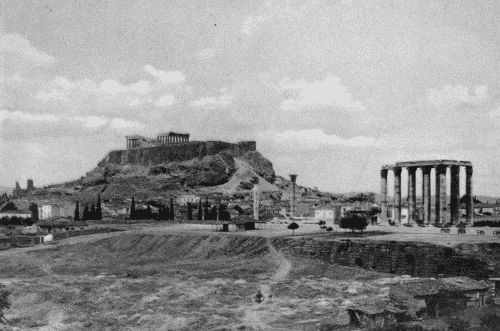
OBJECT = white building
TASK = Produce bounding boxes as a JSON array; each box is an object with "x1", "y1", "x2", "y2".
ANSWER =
[
  {"x1": 38, "y1": 203, "x2": 74, "y2": 220},
  {"x1": 314, "y1": 208, "x2": 335, "y2": 222},
  {"x1": 176, "y1": 195, "x2": 200, "y2": 206}
]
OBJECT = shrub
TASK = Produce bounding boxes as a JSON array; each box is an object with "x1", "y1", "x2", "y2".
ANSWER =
[
  {"x1": 447, "y1": 316, "x2": 470, "y2": 331},
  {"x1": 0, "y1": 285, "x2": 10, "y2": 323},
  {"x1": 480, "y1": 312, "x2": 500, "y2": 331},
  {"x1": 339, "y1": 213, "x2": 368, "y2": 234},
  {"x1": 288, "y1": 222, "x2": 299, "y2": 235}
]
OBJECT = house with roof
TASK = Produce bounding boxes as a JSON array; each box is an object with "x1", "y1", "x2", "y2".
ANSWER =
[{"x1": 37, "y1": 216, "x2": 87, "y2": 233}]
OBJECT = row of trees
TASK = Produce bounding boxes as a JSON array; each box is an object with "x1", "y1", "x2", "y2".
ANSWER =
[
  {"x1": 129, "y1": 197, "x2": 234, "y2": 221},
  {"x1": 74, "y1": 195, "x2": 102, "y2": 221}
]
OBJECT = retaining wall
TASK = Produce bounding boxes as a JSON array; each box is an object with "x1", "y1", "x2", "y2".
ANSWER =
[{"x1": 272, "y1": 237, "x2": 491, "y2": 279}]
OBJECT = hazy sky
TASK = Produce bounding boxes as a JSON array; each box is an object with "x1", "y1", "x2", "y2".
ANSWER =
[{"x1": 1, "y1": 0, "x2": 499, "y2": 195}]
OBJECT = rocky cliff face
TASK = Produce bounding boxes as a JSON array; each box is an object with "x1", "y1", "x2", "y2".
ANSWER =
[{"x1": 58, "y1": 141, "x2": 276, "y2": 200}]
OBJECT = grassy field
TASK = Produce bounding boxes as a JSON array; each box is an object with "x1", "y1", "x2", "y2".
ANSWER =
[{"x1": 0, "y1": 231, "x2": 394, "y2": 330}]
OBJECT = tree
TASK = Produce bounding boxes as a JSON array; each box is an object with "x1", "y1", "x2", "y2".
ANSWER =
[
  {"x1": 187, "y1": 202, "x2": 193, "y2": 220},
  {"x1": 318, "y1": 220, "x2": 326, "y2": 226},
  {"x1": 146, "y1": 203, "x2": 152, "y2": 219},
  {"x1": 197, "y1": 200, "x2": 203, "y2": 221},
  {"x1": 90, "y1": 203, "x2": 96, "y2": 220},
  {"x1": 130, "y1": 196, "x2": 136, "y2": 220},
  {"x1": 339, "y1": 213, "x2": 368, "y2": 234},
  {"x1": 74, "y1": 201, "x2": 80, "y2": 222},
  {"x1": 96, "y1": 194, "x2": 102, "y2": 220},
  {"x1": 169, "y1": 197, "x2": 175, "y2": 220},
  {"x1": 204, "y1": 198, "x2": 209, "y2": 221},
  {"x1": 83, "y1": 204, "x2": 89, "y2": 221},
  {"x1": 288, "y1": 222, "x2": 299, "y2": 235},
  {"x1": 29, "y1": 202, "x2": 39, "y2": 221}
]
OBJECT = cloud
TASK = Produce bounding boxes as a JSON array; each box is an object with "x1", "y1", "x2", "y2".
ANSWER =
[
  {"x1": 426, "y1": 84, "x2": 488, "y2": 108},
  {"x1": 0, "y1": 110, "x2": 60, "y2": 123},
  {"x1": 280, "y1": 75, "x2": 365, "y2": 111},
  {"x1": 189, "y1": 88, "x2": 233, "y2": 109},
  {"x1": 155, "y1": 94, "x2": 176, "y2": 107},
  {"x1": 0, "y1": 33, "x2": 55, "y2": 67},
  {"x1": 198, "y1": 48, "x2": 215, "y2": 59},
  {"x1": 75, "y1": 116, "x2": 108, "y2": 128},
  {"x1": 265, "y1": 128, "x2": 376, "y2": 150},
  {"x1": 110, "y1": 118, "x2": 144, "y2": 130},
  {"x1": 143, "y1": 65, "x2": 186, "y2": 84},
  {"x1": 241, "y1": 1, "x2": 303, "y2": 36}
]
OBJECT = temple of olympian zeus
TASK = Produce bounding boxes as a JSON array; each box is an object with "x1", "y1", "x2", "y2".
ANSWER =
[{"x1": 380, "y1": 160, "x2": 473, "y2": 225}]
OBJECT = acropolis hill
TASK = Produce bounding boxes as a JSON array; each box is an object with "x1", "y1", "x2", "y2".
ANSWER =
[
  {"x1": 100, "y1": 131, "x2": 257, "y2": 167},
  {"x1": 44, "y1": 132, "x2": 280, "y2": 201}
]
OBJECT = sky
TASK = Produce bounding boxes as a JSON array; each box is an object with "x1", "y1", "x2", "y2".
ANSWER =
[{"x1": 0, "y1": 0, "x2": 499, "y2": 196}]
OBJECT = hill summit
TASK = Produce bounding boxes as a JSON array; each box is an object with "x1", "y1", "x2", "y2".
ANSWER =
[{"x1": 52, "y1": 134, "x2": 279, "y2": 201}]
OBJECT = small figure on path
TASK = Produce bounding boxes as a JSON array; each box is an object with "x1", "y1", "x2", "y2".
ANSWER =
[{"x1": 255, "y1": 290, "x2": 263, "y2": 304}]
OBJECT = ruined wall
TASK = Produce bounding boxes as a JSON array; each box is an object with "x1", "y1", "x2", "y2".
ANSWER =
[
  {"x1": 99, "y1": 140, "x2": 257, "y2": 167},
  {"x1": 272, "y1": 237, "x2": 491, "y2": 279}
]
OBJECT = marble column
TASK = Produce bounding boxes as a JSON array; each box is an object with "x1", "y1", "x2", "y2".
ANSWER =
[
  {"x1": 380, "y1": 169, "x2": 388, "y2": 222},
  {"x1": 422, "y1": 166, "x2": 432, "y2": 224},
  {"x1": 450, "y1": 165, "x2": 460, "y2": 224},
  {"x1": 466, "y1": 166, "x2": 473, "y2": 224},
  {"x1": 435, "y1": 165, "x2": 447, "y2": 225},
  {"x1": 394, "y1": 167, "x2": 402, "y2": 224},
  {"x1": 407, "y1": 167, "x2": 417, "y2": 224}
]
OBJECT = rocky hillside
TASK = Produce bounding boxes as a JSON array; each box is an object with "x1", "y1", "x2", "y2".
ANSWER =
[{"x1": 42, "y1": 143, "x2": 279, "y2": 201}]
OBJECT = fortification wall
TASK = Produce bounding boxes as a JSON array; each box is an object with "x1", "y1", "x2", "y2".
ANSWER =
[
  {"x1": 99, "y1": 140, "x2": 257, "y2": 166},
  {"x1": 272, "y1": 237, "x2": 491, "y2": 279}
]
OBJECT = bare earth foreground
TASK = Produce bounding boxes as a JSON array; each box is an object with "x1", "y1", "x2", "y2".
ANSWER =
[{"x1": 0, "y1": 223, "x2": 498, "y2": 330}]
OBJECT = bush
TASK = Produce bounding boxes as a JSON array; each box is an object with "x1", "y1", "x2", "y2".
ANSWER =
[
  {"x1": 447, "y1": 316, "x2": 470, "y2": 331},
  {"x1": 474, "y1": 220, "x2": 500, "y2": 227},
  {"x1": 480, "y1": 312, "x2": 500, "y2": 331},
  {"x1": 288, "y1": 222, "x2": 299, "y2": 235},
  {"x1": 339, "y1": 213, "x2": 368, "y2": 234},
  {"x1": 0, "y1": 285, "x2": 10, "y2": 323}
]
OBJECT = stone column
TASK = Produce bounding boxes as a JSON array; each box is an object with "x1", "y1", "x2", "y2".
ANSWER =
[
  {"x1": 380, "y1": 169, "x2": 388, "y2": 223},
  {"x1": 466, "y1": 166, "x2": 473, "y2": 224},
  {"x1": 435, "y1": 165, "x2": 447, "y2": 225},
  {"x1": 422, "y1": 166, "x2": 432, "y2": 224},
  {"x1": 450, "y1": 165, "x2": 460, "y2": 224},
  {"x1": 407, "y1": 167, "x2": 417, "y2": 224},
  {"x1": 394, "y1": 167, "x2": 402, "y2": 224}
]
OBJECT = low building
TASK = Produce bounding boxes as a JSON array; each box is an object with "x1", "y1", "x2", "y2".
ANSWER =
[
  {"x1": 38, "y1": 203, "x2": 75, "y2": 220},
  {"x1": 314, "y1": 208, "x2": 335, "y2": 223},
  {"x1": 37, "y1": 216, "x2": 86, "y2": 233},
  {"x1": 176, "y1": 195, "x2": 200, "y2": 206},
  {"x1": 347, "y1": 304, "x2": 401, "y2": 328},
  {"x1": 0, "y1": 210, "x2": 32, "y2": 219},
  {"x1": 390, "y1": 277, "x2": 491, "y2": 318}
]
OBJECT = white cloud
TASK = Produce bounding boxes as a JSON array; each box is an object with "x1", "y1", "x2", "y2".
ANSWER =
[
  {"x1": 266, "y1": 128, "x2": 376, "y2": 150},
  {"x1": 0, "y1": 33, "x2": 55, "y2": 67},
  {"x1": 0, "y1": 110, "x2": 60, "y2": 123},
  {"x1": 75, "y1": 116, "x2": 108, "y2": 128},
  {"x1": 155, "y1": 94, "x2": 176, "y2": 107},
  {"x1": 198, "y1": 48, "x2": 215, "y2": 59},
  {"x1": 280, "y1": 75, "x2": 365, "y2": 111},
  {"x1": 143, "y1": 65, "x2": 185, "y2": 84},
  {"x1": 110, "y1": 118, "x2": 144, "y2": 130},
  {"x1": 426, "y1": 84, "x2": 488, "y2": 108},
  {"x1": 189, "y1": 88, "x2": 233, "y2": 109},
  {"x1": 241, "y1": 2, "x2": 303, "y2": 36}
]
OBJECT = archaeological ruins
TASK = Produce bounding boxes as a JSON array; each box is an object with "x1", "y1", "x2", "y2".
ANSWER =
[
  {"x1": 380, "y1": 160, "x2": 473, "y2": 225},
  {"x1": 126, "y1": 132, "x2": 190, "y2": 149}
]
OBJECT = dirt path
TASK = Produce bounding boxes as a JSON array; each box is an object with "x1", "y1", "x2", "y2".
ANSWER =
[{"x1": 240, "y1": 239, "x2": 293, "y2": 330}]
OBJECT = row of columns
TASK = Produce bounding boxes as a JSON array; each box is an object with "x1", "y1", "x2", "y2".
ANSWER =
[
  {"x1": 126, "y1": 138, "x2": 140, "y2": 148},
  {"x1": 158, "y1": 135, "x2": 189, "y2": 144},
  {"x1": 381, "y1": 165, "x2": 473, "y2": 225}
]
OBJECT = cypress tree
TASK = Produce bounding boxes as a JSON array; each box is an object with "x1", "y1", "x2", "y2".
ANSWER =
[
  {"x1": 169, "y1": 198, "x2": 175, "y2": 220},
  {"x1": 74, "y1": 201, "x2": 80, "y2": 222},
  {"x1": 197, "y1": 200, "x2": 203, "y2": 221},
  {"x1": 83, "y1": 204, "x2": 89, "y2": 221},
  {"x1": 96, "y1": 194, "x2": 102, "y2": 220},
  {"x1": 187, "y1": 202, "x2": 193, "y2": 220},
  {"x1": 146, "y1": 204, "x2": 152, "y2": 219},
  {"x1": 130, "y1": 196, "x2": 136, "y2": 220},
  {"x1": 164, "y1": 205, "x2": 170, "y2": 221},
  {"x1": 204, "y1": 198, "x2": 209, "y2": 221},
  {"x1": 90, "y1": 203, "x2": 96, "y2": 220}
]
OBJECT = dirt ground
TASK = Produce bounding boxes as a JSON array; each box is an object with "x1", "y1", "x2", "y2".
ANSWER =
[
  {"x1": 0, "y1": 223, "x2": 498, "y2": 330},
  {"x1": 0, "y1": 228, "x2": 398, "y2": 330}
]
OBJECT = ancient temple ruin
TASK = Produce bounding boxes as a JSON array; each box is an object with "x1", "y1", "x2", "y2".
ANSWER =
[
  {"x1": 126, "y1": 132, "x2": 190, "y2": 149},
  {"x1": 380, "y1": 160, "x2": 473, "y2": 225}
]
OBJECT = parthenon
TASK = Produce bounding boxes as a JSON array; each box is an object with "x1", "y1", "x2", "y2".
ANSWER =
[
  {"x1": 380, "y1": 160, "x2": 473, "y2": 225},
  {"x1": 126, "y1": 132, "x2": 190, "y2": 149}
]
